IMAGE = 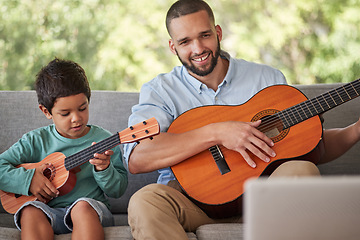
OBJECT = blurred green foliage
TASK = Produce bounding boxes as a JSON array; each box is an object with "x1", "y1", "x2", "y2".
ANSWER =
[{"x1": 0, "y1": 0, "x2": 359, "y2": 91}]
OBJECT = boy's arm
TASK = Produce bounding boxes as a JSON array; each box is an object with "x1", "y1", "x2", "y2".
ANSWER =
[{"x1": 0, "y1": 138, "x2": 37, "y2": 196}]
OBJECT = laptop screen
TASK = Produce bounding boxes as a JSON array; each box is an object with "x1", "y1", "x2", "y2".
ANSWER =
[{"x1": 244, "y1": 176, "x2": 360, "y2": 240}]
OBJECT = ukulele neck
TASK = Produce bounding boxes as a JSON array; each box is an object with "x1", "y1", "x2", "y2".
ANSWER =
[{"x1": 64, "y1": 133, "x2": 120, "y2": 171}]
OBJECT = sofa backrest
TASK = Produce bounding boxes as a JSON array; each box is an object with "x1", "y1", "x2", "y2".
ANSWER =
[{"x1": 0, "y1": 84, "x2": 359, "y2": 214}]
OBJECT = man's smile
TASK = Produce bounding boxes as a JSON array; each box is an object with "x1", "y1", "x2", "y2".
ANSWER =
[{"x1": 192, "y1": 53, "x2": 210, "y2": 63}]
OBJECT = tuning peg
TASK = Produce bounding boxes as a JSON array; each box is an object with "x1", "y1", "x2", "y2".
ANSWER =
[{"x1": 143, "y1": 121, "x2": 147, "y2": 125}]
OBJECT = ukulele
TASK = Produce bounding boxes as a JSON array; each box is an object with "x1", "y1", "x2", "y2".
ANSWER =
[
  {"x1": 0, "y1": 117, "x2": 159, "y2": 214},
  {"x1": 169, "y1": 79, "x2": 360, "y2": 219}
]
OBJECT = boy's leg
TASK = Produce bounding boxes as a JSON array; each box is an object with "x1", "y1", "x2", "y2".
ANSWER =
[
  {"x1": 19, "y1": 205, "x2": 54, "y2": 240},
  {"x1": 128, "y1": 183, "x2": 218, "y2": 240},
  {"x1": 70, "y1": 201, "x2": 104, "y2": 240},
  {"x1": 15, "y1": 201, "x2": 70, "y2": 236},
  {"x1": 65, "y1": 198, "x2": 113, "y2": 240}
]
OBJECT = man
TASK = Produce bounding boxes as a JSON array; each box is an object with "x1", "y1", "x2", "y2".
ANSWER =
[{"x1": 123, "y1": 0, "x2": 360, "y2": 239}]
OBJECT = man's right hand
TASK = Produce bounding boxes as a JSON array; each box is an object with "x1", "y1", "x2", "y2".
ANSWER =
[
  {"x1": 29, "y1": 163, "x2": 59, "y2": 203},
  {"x1": 214, "y1": 120, "x2": 276, "y2": 168}
]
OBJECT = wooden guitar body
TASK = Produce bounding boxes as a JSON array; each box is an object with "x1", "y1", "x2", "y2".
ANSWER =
[
  {"x1": 169, "y1": 85, "x2": 324, "y2": 218},
  {"x1": 0, "y1": 152, "x2": 76, "y2": 214}
]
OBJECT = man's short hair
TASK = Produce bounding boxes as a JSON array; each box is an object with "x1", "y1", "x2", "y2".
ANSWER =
[{"x1": 166, "y1": 0, "x2": 215, "y2": 36}]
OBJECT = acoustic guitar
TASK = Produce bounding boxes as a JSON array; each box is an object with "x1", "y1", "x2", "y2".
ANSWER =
[
  {"x1": 169, "y1": 79, "x2": 360, "y2": 219},
  {"x1": 0, "y1": 118, "x2": 159, "y2": 214}
]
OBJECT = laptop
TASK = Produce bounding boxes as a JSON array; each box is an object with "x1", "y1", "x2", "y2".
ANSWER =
[{"x1": 244, "y1": 176, "x2": 360, "y2": 240}]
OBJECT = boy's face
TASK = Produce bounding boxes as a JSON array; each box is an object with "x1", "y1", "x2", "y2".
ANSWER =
[{"x1": 40, "y1": 93, "x2": 90, "y2": 139}]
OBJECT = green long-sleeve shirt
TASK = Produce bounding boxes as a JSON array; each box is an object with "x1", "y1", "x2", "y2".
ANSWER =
[{"x1": 0, "y1": 124, "x2": 128, "y2": 209}]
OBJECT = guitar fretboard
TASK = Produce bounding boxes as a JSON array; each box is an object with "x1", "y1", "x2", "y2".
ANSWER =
[
  {"x1": 64, "y1": 134, "x2": 120, "y2": 170},
  {"x1": 278, "y1": 79, "x2": 360, "y2": 129}
]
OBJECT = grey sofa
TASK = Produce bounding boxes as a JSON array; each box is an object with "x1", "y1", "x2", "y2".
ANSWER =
[{"x1": 0, "y1": 83, "x2": 359, "y2": 239}]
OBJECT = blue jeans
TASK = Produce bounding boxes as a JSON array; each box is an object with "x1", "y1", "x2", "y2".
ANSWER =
[{"x1": 14, "y1": 197, "x2": 114, "y2": 234}]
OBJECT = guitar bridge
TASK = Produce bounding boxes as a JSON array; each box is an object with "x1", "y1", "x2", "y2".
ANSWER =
[{"x1": 209, "y1": 145, "x2": 230, "y2": 175}]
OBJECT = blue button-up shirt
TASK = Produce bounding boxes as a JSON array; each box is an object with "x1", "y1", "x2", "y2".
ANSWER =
[{"x1": 123, "y1": 51, "x2": 287, "y2": 184}]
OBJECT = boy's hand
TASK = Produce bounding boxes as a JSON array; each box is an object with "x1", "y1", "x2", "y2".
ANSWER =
[
  {"x1": 29, "y1": 163, "x2": 59, "y2": 203},
  {"x1": 89, "y1": 142, "x2": 113, "y2": 171}
]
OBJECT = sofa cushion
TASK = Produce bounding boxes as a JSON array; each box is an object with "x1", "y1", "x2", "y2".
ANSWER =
[
  {"x1": 196, "y1": 223, "x2": 244, "y2": 240},
  {"x1": 0, "y1": 226, "x2": 198, "y2": 240}
]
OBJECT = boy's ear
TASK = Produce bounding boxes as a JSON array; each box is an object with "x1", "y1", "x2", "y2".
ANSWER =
[{"x1": 39, "y1": 105, "x2": 52, "y2": 119}]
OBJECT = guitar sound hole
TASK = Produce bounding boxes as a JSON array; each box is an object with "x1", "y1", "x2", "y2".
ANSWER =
[{"x1": 252, "y1": 109, "x2": 289, "y2": 143}]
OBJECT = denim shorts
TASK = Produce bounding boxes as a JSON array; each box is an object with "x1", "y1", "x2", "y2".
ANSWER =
[{"x1": 14, "y1": 197, "x2": 114, "y2": 235}]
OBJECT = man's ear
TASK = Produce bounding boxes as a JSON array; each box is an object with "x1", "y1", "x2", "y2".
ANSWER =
[
  {"x1": 169, "y1": 39, "x2": 177, "y2": 55},
  {"x1": 39, "y1": 105, "x2": 52, "y2": 120},
  {"x1": 215, "y1": 25, "x2": 223, "y2": 42}
]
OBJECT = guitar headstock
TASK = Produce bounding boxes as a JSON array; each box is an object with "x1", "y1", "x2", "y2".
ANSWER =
[{"x1": 119, "y1": 117, "x2": 160, "y2": 144}]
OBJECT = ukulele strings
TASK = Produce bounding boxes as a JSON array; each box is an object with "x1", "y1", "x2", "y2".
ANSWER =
[
  {"x1": 31, "y1": 135, "x2": 121, "y2": 172},
  {"x1": 257, "y1": 79, "x2": 360, "y2": 133},
  {"x1": 65, "y1": 134, "x2": 121, "y2": 170},
  {"x1": 64, "y1": 121, "x2": 154, "y2": 170}
]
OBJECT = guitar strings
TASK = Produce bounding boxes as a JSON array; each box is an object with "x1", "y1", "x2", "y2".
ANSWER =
[
  {"x1": 277, "y1": 81, "x2": 358, "y2": 128},
  {"x1": 256, "y1": 79, "x2": 360, "y2": 133},
  {"x1": 260, "y1": 80, "x2": 360, "y2": 132}
]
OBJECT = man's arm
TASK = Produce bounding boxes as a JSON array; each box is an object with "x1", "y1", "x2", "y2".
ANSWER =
[
  {"x1": 128, "y1": 120, "x2": 276, "y2": 174},
  {"x1": 319, "y1": 118, "x2": 360, "y2": 164}
]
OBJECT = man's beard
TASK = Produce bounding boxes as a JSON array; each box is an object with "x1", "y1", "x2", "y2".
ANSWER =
[{"x1": 176, "y1": 40, "x2": 221, "y2": 77}]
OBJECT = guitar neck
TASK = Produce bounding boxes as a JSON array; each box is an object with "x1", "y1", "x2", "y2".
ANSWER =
[
  {"x1": 64, "y1": 133, "x2": 120, "y2": 170},
  {"x1": 279, "y1": 79, "x2": 360, "y2": 129}
]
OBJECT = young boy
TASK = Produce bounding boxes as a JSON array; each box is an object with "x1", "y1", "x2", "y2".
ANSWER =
[{"x1": 0, "y1": 58, "x2": 128, "y2": 239}]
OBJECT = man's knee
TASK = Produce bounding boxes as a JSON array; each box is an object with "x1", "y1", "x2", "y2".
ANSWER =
[
  {"x1": 270, "y1": 160, "x2": 320, "y2": 178},
  {"x1": 129, "y1": 183, "x2": 169, "y2": 210}
]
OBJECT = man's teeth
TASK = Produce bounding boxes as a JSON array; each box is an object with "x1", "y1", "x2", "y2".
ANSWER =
[{"x1": 194, "y1": 54, "x2": 209, "y2": 62}]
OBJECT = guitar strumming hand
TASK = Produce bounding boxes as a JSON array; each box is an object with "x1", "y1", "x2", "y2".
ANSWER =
[
  {"x1": 211, "y1": 119, "x2": 276, "y2": 168},
  {"x1": 30, "y1": 163, "x2": 60, "y2": 203}
]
